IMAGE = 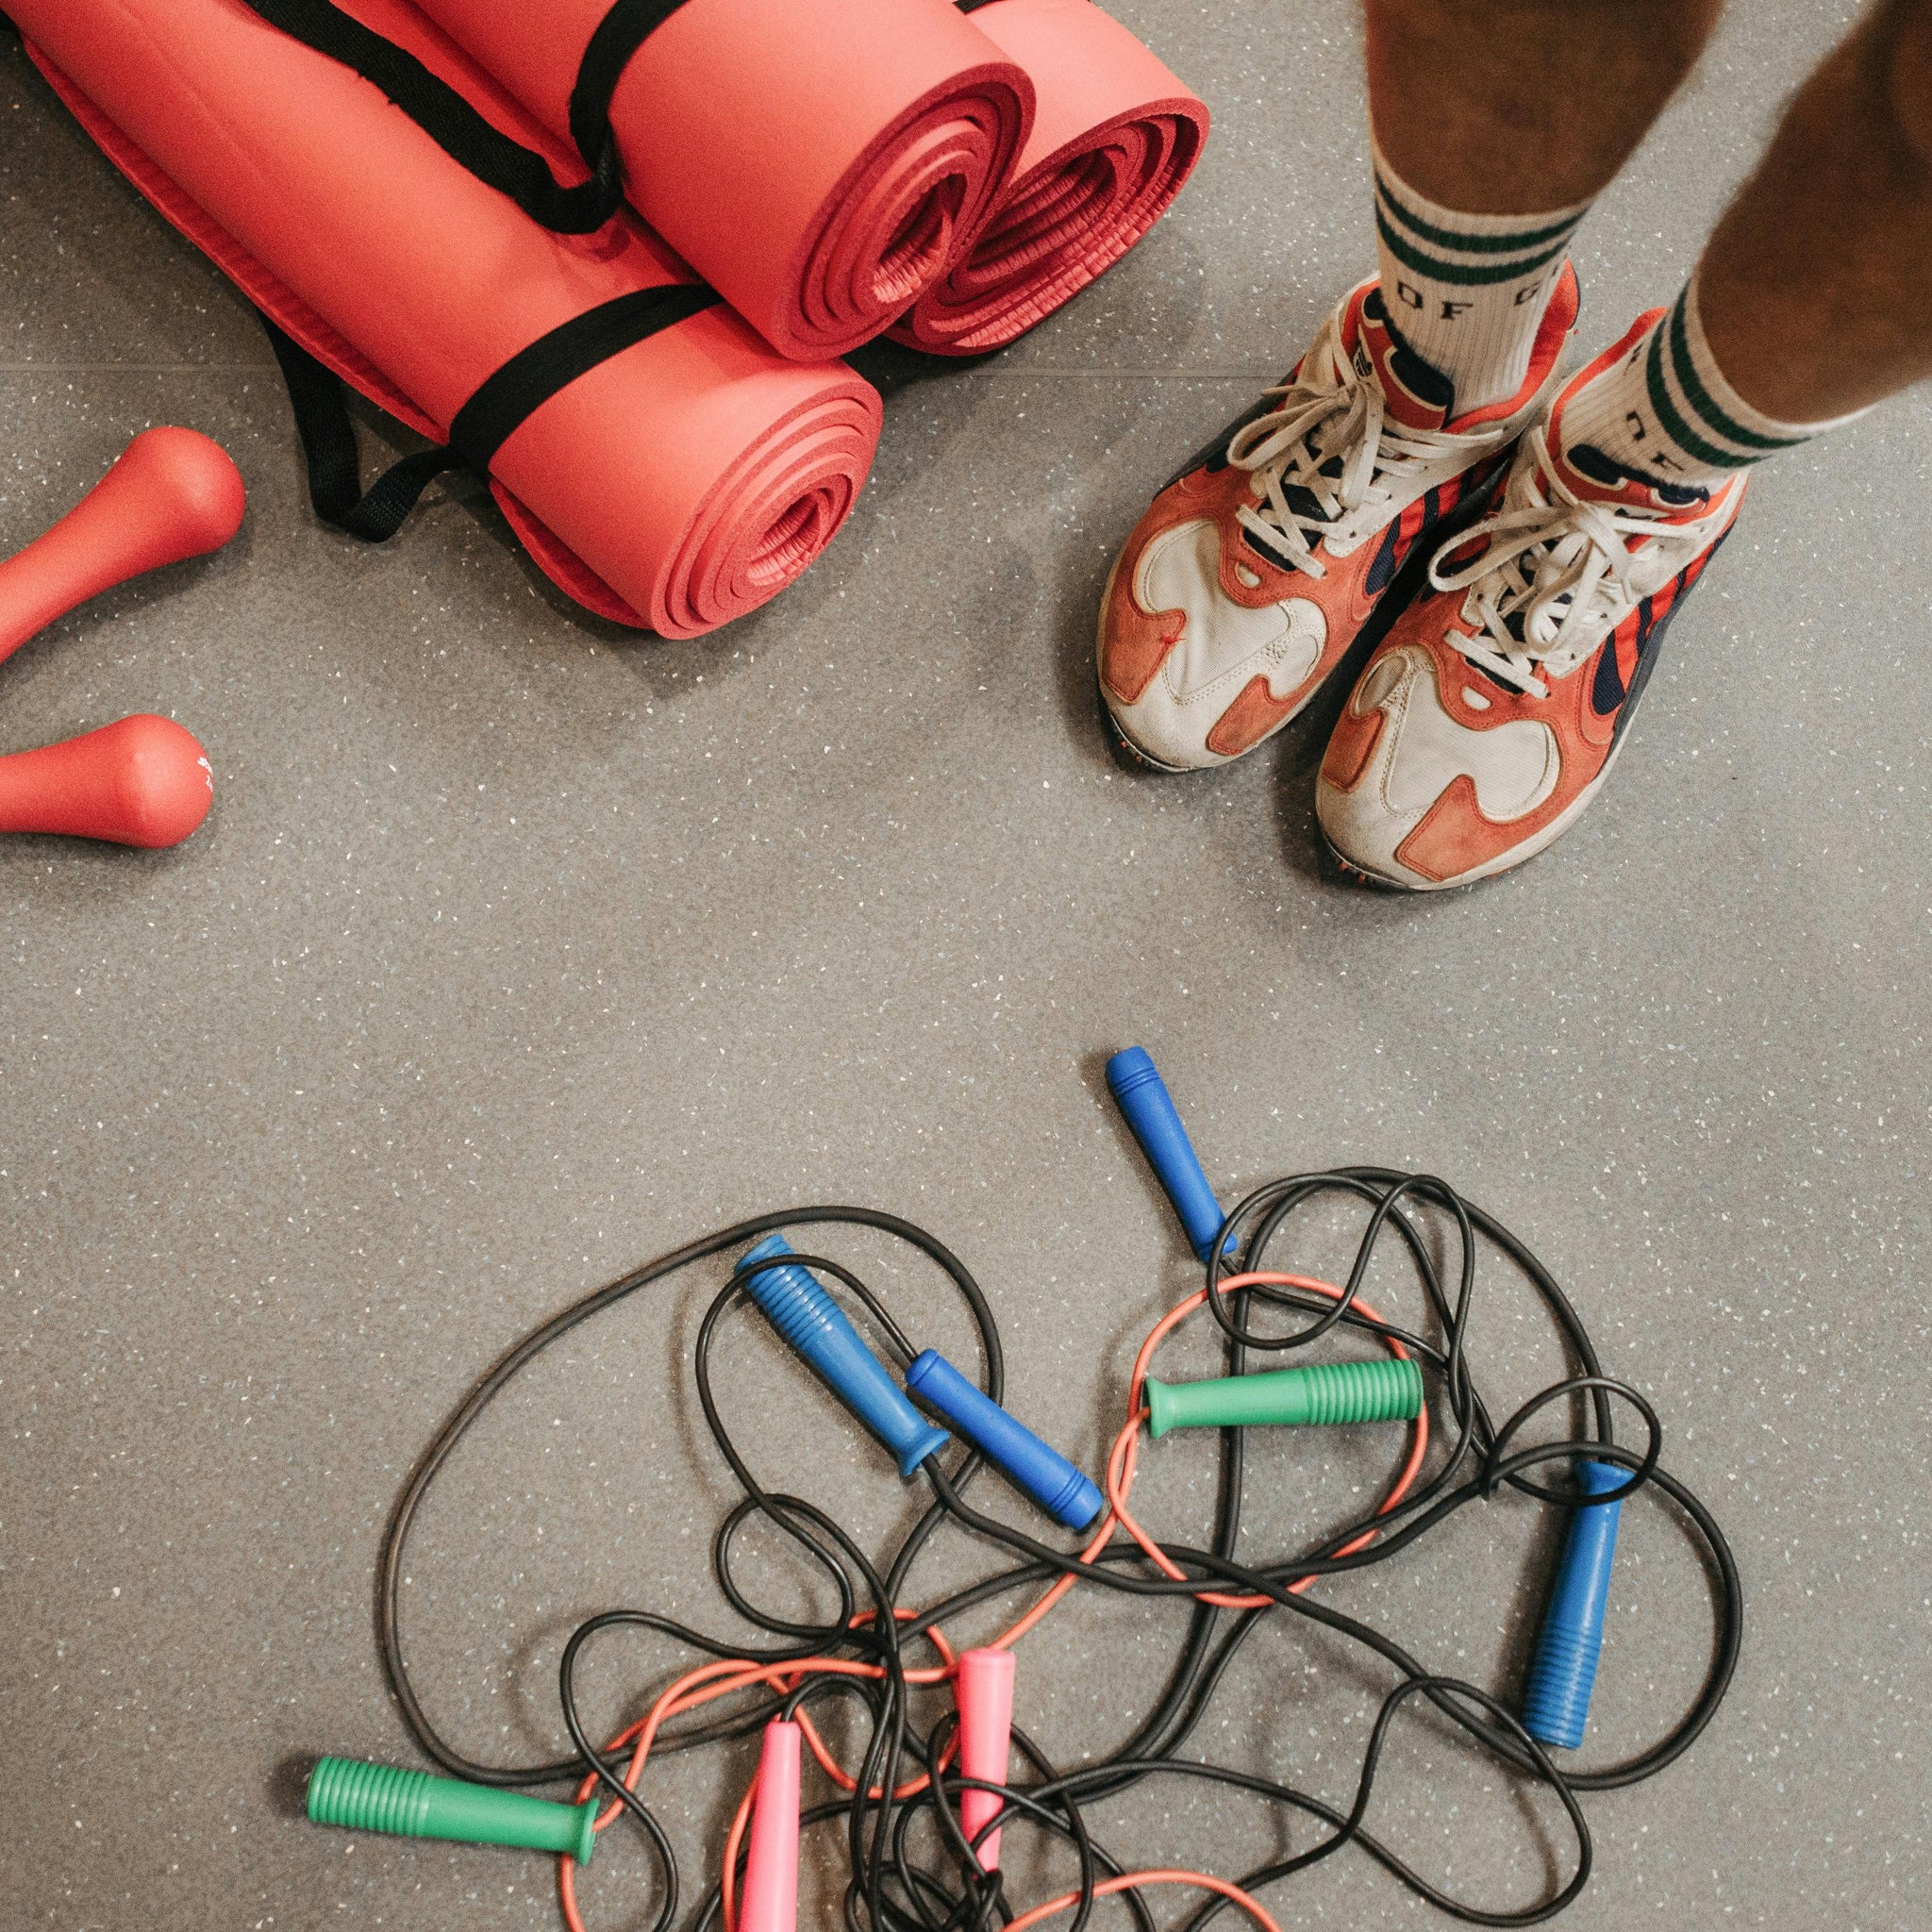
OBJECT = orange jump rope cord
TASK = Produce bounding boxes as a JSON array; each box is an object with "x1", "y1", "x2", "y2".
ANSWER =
[
  {"x1": 1002, "y1": 1869, "x2": 1284, "y2": 1932},
  {"x1": 719, "y1": 1773, "x2": 757, "y2": 1932},
  {"x1": 561, "y1": 1620, "x2": 960, "y2": 1931},
  {"x1": 1103, "y1": 1273, "x2": 1427, "y2": 1608},
  {"x1": 562, "y1": 1271, "x2": 1424, "y2": 1932},
  {"x1": 560, "y1": 1658, "x2": 880, "y2": 1932},
  {"x1": 984, "y1": 1274, "x2": 1425, "y2": 1630}
]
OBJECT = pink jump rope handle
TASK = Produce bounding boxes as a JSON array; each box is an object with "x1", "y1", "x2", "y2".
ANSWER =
[
  {"x1": 957, "y1": 1648, "x2": 1016, "y2": 1873},
  {"x1": 741, "y1": 1720, "x2": 802, "y2": 1932},
  {"x1": 0, "y1": 426, "x2": 245, "y2": 666},
  {"x1": 0, "y1": 714, "x2": 213, "y2": 848}
]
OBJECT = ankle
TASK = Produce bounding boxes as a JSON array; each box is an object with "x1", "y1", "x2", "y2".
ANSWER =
[
  {"x1": 1553, "y1": 279, "x2": 1863, "y2": 509},
  {"x1": 1371, "y1": 139, "x2": 1588, "y2": 416}
]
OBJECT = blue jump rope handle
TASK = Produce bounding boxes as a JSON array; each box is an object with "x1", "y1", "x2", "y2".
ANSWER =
[
  {"x1": 738, "y1": 1235, "x2": 950, "y2": 1479},
  {"x1": 904, "y1": 1349, "x2": 1104, "y2": 1531},
  {"x1": 1521, "y1": 1458, "x2": 1626, "y2": 1749},
  {"x1": 1106, "y1": 1047, "x2": 1235, "y2": 1261}
]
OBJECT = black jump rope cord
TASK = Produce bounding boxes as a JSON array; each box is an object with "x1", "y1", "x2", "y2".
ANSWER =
[{"x1": 368, "y1": 1179, "x2": 1740, "y2": 1929}]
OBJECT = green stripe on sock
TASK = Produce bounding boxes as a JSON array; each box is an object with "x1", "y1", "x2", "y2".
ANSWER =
[
  {"x1": 1374, "y1": 202, "x2": 1572, "y2": 287},
  {"x1": 1641, "y1": 323, "x2": 1753, "y2": 471},
  {"x1": 1373, "y1": 170, "x2": 1585, "y2": 257},
  {"x1": 1664, "y1": 290, "x2": 1807, "y2": 453}
]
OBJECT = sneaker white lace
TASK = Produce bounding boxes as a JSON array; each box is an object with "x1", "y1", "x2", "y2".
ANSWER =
[
  {"x1": 1227, "y1": 332, "x2": 1485, "y2": 578},
  {"x1": 1431, "y1": 424, "x2": 1737, "y2": 699}
]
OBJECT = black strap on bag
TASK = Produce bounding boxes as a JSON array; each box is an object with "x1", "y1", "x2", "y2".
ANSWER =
[
  {"x1": 260, "y1": 319, "x2": 462, "y2": 540},
  {"x1": 245, "y1": 0, "x2": 1001, "y2": 237},
  {"x1": 566, "y1": 0, "x2": 691, "y2": 186},
  {"x1": 261, "y1": 284, "x2": 723, "y2": 541},
  {"x1": 241, "y1": 0, "x2": 626, "y2": 231},
  {"x1": 237, "y1": 0, "x2": 700, "y2": 234}
]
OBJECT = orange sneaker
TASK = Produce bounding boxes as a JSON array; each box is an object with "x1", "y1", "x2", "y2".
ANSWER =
[
  {"x1": 1096, "y1": 267, "x2": 1576, "y2": 772},
  {"x1": 1316, "y1": 313, "x2": 1746, "y2": 890}
]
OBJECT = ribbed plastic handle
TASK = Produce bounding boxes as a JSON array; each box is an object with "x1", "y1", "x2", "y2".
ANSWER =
[
  {"x1": 306, "y1": 1757, "x2": 597, "y2": 1863},
  {"x1": 741, "y1": 1721, "x2": 802, "y2": 1932},
  {"x1": 738, "y1": 1234, "x2": 950, "y2": 1478},
  {"x1": 955, "y1": 1648, "x2": 1016, "y2": 1872},
  {"x1": 1105, "y1": 1047, "x2": 1234, "y2": 1261},
  {"x1": 1521, "y1": 1459, "x2": 1626, "y2": 1750},
  {"x1": 904, "y1": 1349, "x2": 1103, "y2": 1529},
  {"x1": 1145, "y1": 1357, "x2": 1423, "y2": 1437}
]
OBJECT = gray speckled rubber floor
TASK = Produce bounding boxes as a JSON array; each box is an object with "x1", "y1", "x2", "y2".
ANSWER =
[{"x1": 5, "y1": 5, "x2": 1929, "y2": 1928}]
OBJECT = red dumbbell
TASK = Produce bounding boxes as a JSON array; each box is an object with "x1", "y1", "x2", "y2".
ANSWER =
[
  {"x1": 0, "y1": 714, "x2": 213, "y2": 848},
  {"x1": 0, "y1": 426, "x2": 245, "y2": 666}
]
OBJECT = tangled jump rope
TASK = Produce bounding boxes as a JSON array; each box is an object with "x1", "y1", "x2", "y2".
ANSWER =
[{"x1": 307, "y1": 1049, "x2": 1741, "y2": 1927}]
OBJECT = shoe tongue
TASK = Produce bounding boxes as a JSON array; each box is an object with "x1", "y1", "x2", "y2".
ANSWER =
[
  {"x1": 1349, "y1": 287, "x2": 1455, "y2": 432},
  {"x1": 1546, "y1": 360, "x2": 1714, "y2": 519},
  {"x1": 1555, "y1": 439, "x2": 1712, "y2": 519}
]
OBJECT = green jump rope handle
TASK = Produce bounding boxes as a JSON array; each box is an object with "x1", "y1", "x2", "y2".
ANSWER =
[
  {"x1": 1145, "y1": 1357, "x2": 1423, "y2": 1437},
  {"x1": 307, "y1": 1757, "x2": 599, "y2": 1864}
]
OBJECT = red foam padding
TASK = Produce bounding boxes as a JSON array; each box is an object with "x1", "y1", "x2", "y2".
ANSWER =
[
  {"x1": 410, "y1": 0, "x2": 1034, "y2": 360},
  {"x1": 16, "y1": 0, "x2": 881, "y2": 636},
  {"x1": 889, "y1": 0, "x2": 1208, "y2": 356},
  {"x1": 0, "y1": 428, "x2": 244, "y2": 666},
  {"x1": 0, "y1": 714, "x2": 214, "y2": 848}
]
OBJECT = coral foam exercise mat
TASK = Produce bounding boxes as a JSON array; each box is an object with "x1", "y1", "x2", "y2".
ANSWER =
[
  {"x1": 891, "y1": 0, "x2": 1208, "y2": 355},
  {"x1": 408, "y1": 0, "x2": 1036, "y2": 359},
  {"x1": 17, "y1": 0, "x2": 880, "y2": 635}
]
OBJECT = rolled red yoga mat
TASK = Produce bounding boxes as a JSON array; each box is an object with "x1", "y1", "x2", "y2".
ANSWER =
[
  {"x1": 891, "y1": 0, "x2": 1208, "y2": 356},
  {"x1": 408, "y1": 0, "x2": 1035, "y2": 361},
  {"x1": 16, "y1": 0, "x2": 880, "y2": 636}
]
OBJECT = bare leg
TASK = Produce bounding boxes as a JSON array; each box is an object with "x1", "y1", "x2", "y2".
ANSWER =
[
  {"x1": 1364, "y1": 0, "x2": 1724, "y2": 214},
  {"x1": 1701, "y1": 0, "x2": 1932, "y2": 420},
  {"x1": 1358, "y1": 1, "x2": 1725, "y2": 414},
  {"x1": 1309, "y1": 2, "x2": 1931, "y2": 891}
]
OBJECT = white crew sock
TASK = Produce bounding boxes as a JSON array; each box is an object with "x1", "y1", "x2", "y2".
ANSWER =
[
  {"x1": 1371, "y1": 138, "x2": 1589, "y2": 416},
  {"x1": 1557, "y1": 269, "x2": 1863, "y2": 492}
]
